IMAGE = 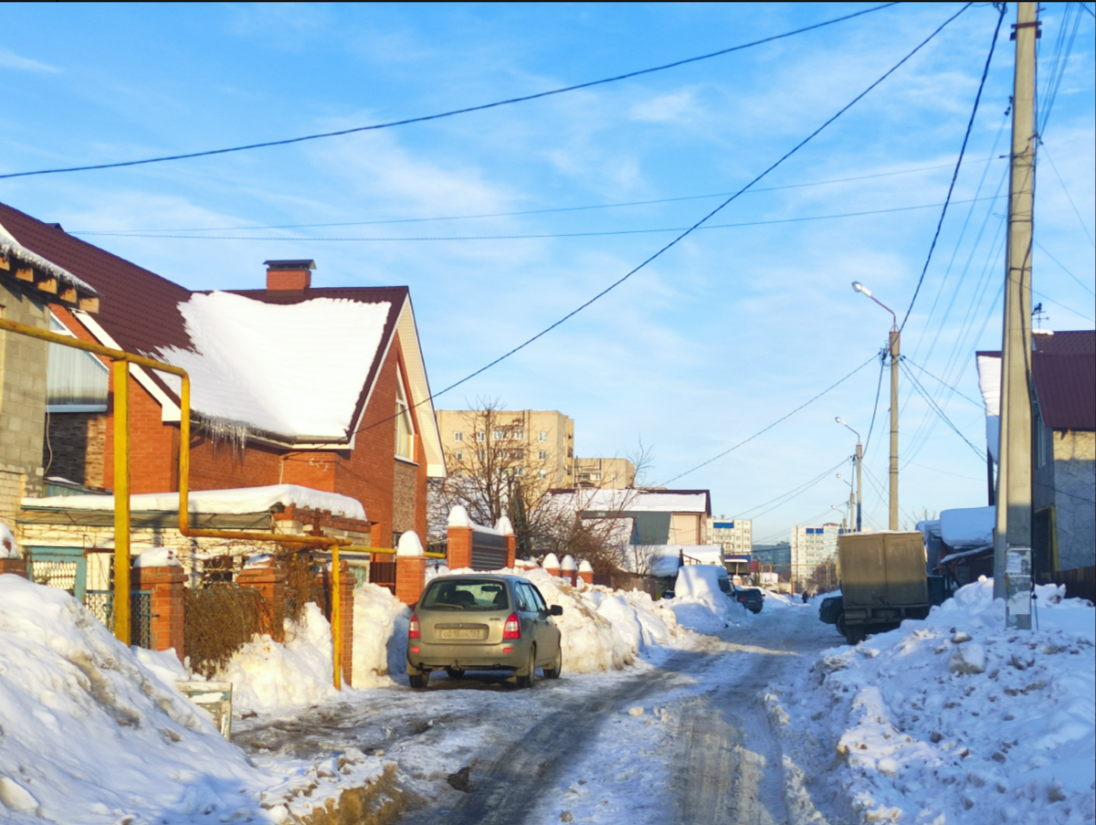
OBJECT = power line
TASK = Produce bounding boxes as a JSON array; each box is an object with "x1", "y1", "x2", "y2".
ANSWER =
[
  {"x1": 0, "y1": 3, "x2": 900, "y2": 181},
  {"x1": 1034, "y1": 239, "x2": 1095, "y2": 297},
  {"x1": 861, "y1": 350, "x2": 887, "y2": 460},
  {"x1": 901, "y1": 356, "x2": 984, "y2": 407},
  {"x1": 1037, "y1": 142, "x2": 1096, "y2": 249},
  {"x1": 899, "y1": 3, "x2": 1005, "y2": 331},
  {"x1": 353, "y1": 5, "x2": 972, "y2": 440},
  {"x1": 71, "y1": 197, "x2": 1002, "y2": 242},
  {"x1": 658, "y1": 355, "x2": 877, "y2": 486},
  {"x1": 1032, "y1": 288, "x2": 1096, "y2": 323},
  {"x1": 66, "y1": 159, "x2": 998, "y2": 234},
  {"x1": 733, "y1": 459, "x2": 848, "y2": 520},
  {"x1": 900, "y1": 360, "x2": 985, "y2": 458}
]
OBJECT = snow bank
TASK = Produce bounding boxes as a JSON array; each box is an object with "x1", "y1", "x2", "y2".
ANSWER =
[
  {"x1": 25, "y1": 483, "x2": 366, "y2": 520},
  {"x1": 133, "y1": 546, "x2": 182, "y2": 568},
  {"x1": 767, "y1": 578, "x2": 1096, "y2": 824},
  {"x1": 669, "y1": 564, "x2": 746, "y2": 632},
  {"x1": 353, "y1": 583, "x2": 411, "y2": 685},
  {"x1": 1, "y1": 521, "x2": 19, "y2": 559},
  {"x1": 218, "y1": 603, "x2": 340, "y2": 714},
  {"x1": 0, "y1": 575, "x2": 267, "y2": 821}
]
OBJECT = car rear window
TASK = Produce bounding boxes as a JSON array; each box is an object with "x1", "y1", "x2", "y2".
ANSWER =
[{"x1": 420, "y1": 579, "x2": 510, "y2": 611}]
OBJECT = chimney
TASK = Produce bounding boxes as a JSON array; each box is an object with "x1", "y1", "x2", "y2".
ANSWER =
[{"x1": 265, "y1": 259, "x2": 315, "y2": 291}]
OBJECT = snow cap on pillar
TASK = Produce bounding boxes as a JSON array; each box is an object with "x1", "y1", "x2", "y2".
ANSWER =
[
  {"x1": 495, "y1": 516, "x2": 514, "y2": 535},
  {"x1": 561, "y1": 555, "x2": 576, "y2": 571},
  {"x1": 448, "y1": 505, "x2": 473, "y2": 529},
  {"x1": 397, "y1": 531, "x2": 424, "y2": 557},
  {"x1": 578, "y1": 560, "x2": 593, "y2": 573},
  {"x1": 542, "y1": 552, "x2": 560, "y2": 571}
]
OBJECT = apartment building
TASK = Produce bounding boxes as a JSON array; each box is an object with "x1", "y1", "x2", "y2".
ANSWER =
[
  {"x1": 435, "y1": 409, "x2": 575, "y2": 488},
  {"x1": 790, "y1": 523, "x2": 840, "y2": 579},
  {"x1": 711, "y1": 517, "x2": 752, "y2": 557},
  {"x1": 574, "y1": 457, "x2": 635, "y2": 489}
]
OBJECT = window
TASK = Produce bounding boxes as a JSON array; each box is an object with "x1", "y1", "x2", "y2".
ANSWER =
[
  {"x1": 394, "y1": 366, "x2": 414, "y2": 459},
  {"x1": 478, "y1": 449, "x2": 486, "y2": 461},
  {"x1": 538, "y1": 432, "x2": 547, "y2": 442},
  {"x1": 537, "y1": 450, "x2": 547, "y2": 461},
  {"x1": 510, "y1": 448, "x2": 522, "y2": 459},
  {"x1": 455, "y1": 451, "x2": 463, "y2": 461},
  {"x1": 513, "y1": 429, "x2": 524, "y2": 440},
  {"x1": 454, "y1": 432, "x2": 463, "y2": 442},
  {"x1": 514, "y1": 467, "x2": 525, "y2": 476},
  {"x1": 538, "y1": 470, "x2": 547, "y2": 479},
  {"x1": 476, "y1": 432, "x2": 486, "y2": 442},
  {"x1": 492, "y1": 429, "x2": 507, "y2": 441},
  {"x1": 45, "y1": 313, "x2": 109, "y2": 412}
]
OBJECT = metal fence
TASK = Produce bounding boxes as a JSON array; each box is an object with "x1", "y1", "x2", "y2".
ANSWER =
[
  {"x1": 369, "y1": 558, "x2": 397, "y2": 594},
  {"x1": 85, "y1": 590, "x2": 152, "y2": 648}
]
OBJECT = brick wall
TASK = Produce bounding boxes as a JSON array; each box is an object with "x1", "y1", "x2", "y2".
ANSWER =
[
  {"x1": 1, "y1": 280, "x2": 50, "y2": 522},
  {"x1": 44, "y1": 412, "x2": 106, "y2": 487}
]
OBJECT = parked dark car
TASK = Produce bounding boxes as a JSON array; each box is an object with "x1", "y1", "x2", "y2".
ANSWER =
[
  {"x1": 732, "y1": 586, "x2": 764, "y2": 614},
  {"x1": 406, "y1": 574, "x2": 563, "y2": 689}
]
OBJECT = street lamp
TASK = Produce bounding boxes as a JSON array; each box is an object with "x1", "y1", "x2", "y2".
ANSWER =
[
  {"x1": 852, "y1": 282, "x2": 900, "y2": 531},
  {"x1": 835, "y1": 416, "x2": 863, "y2": 532},
  {"x1": 831, "y1": 504, "x2": 849, "y2": 532}
]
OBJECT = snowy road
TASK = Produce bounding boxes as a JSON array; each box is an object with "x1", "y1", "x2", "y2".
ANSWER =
[{"x1": 234, "y1": 603, "x2": 847, "y2": 824}]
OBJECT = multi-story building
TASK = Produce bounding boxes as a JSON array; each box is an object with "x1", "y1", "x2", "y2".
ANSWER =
[
  {"x1": 574, "y1": 457, "x2": 635, "y2": 488},
  {"x1": 752, "y1": 542, "x2": 791, "y2": 578},
  {"x1": 711, "y1": 517, "x2": 752, "y2": 557},
  {"x1": 435, "y1": 409, "x2": 575, "y2": 489},
  {"x1": 790, "y1": 523, "x2": 840, "y2": 581}
]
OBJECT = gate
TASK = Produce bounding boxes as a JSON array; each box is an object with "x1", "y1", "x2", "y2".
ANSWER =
[
  {"x1": 26, "y1": 547, "x2": 152, "y2": 648},
  {"x1": 369, "y1": 556, "x2": 397, "y2": 594},
  {"x1": 471, "y1": 531, "x2": 508, "y2": 571}
]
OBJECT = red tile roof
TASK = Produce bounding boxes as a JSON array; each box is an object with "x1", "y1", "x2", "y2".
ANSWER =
[
  {"x1": 0, "y1": 200, "x2": 409, "y2": 443},
  {"x1": 1033, "y1": 330, "x2": 1096, "y2": 355},
  {"x1": 1033, "y1": 351, "x2": 1096, "y2": 431}
]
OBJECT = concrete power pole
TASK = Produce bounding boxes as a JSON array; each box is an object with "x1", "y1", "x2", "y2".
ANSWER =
[
  {"x1": 992, "y1": 1, "x2": 1038, "y2": 628},
  {"x1": 888, "y1": 328, "x2": 900, "y2": 530}
]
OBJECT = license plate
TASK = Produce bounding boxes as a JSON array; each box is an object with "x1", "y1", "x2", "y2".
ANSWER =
[{"x1": 437, "y1": 628, "x2": 486, "y2": 640}]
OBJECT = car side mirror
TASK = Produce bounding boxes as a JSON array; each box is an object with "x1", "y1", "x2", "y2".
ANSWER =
[{"x1": 549, "y1": 605, "x2": 563, "y2": 616}]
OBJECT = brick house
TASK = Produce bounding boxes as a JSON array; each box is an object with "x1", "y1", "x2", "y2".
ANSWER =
[
  {"x1": 0, "y1": 202, "x2": 445, "y2": 549},
  {"x1": 0, "y1": 219, "x2": 101, "y2": 524}
]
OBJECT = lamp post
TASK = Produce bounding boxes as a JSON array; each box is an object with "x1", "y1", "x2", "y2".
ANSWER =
[
  {"x1": 836, "y1": 474, "x2": 855, "y2": 533},
  {"x1": 831, "y1": 504, "x2": 848, "y2": 532},
  {"x1": 852, "y1": 282, "x2": 899, "y2": 530},
  {"x1": 835, "y1": 417, "x2": 863, "y2": 532}
]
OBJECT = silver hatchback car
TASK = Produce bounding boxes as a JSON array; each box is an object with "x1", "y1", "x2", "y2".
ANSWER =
[{"x1": 407, "y1": 574, "x2": 563, "y2": 689}]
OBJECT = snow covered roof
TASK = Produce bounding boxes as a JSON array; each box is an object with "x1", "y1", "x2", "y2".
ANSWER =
[
  {"x1": 0, "y1": 218, "x2": 100, "y2": 306},
  {"x1": 22, "y1": 484, "x2": 366, "y2": 520},
  {"x1": 152, "y1": 291, "x2": 390, "y2": 438},
  {"x1": 0, "y1": 202, "x2": 445, "y2": 471},
  {"x1": 940, "y1": 506, "x2": 994, "y2": 550}
]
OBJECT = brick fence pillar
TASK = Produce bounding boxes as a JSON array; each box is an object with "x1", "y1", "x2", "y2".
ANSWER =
[
  {"x1": 238, "y1": 563, "x2": 287, "y2": 643},
  {"x1": 578, "y1": 561, "x2": 594, "y2": 586},
  {"x1": 542, "y1": 552, "x2": 560, "y2": 580},
  {"x1": 505, "y1": 534, "x2": 516, "y2": 570},
  {"x1": 0, "y1": 558, "x2": 29, "y2": 578},
  {"x1": 447, "y1": 525, "x2": 473, "y2": 570},
  {"x1": 396, "y1": 531, "x2": 427, "y2": 606},
  {"x1": 131, "y1": 564, "x2": 186, "y2": 661}
]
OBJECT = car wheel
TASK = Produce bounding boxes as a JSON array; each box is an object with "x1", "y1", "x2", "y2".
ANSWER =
[
  {"x1": 836, "y1": 612, "x2": 848, "y2": 639},
  {"x1": 409, "y1": 670, "x2": 430, "y2": 689},
  {"x1": 445, "y1": 667, "x2": 465, "y2": 680},
  {"x1": 543, "y1": 645, "x2": 562, "y2": 680},
  {"x1": 516, "y1": 646, "x2": 537, "y2": 689}
]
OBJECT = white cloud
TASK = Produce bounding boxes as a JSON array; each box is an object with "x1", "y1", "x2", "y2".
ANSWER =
[
  {"x1": 629, "y1": 90, "x2": 699, "y2": 123},
  {"x1": 0, "y1": 47, "x2": 61, "y2": 74}
]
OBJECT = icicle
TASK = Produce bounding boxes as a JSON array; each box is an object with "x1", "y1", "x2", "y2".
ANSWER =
[{"x1": 196, "y1": 413, "x2": 250, "y2": 456}]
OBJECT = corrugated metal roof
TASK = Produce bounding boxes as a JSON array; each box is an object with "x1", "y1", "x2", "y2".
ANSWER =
[
  {"x1": 1033, "y1": 330, "x2": 1095, "y2": 355},
  {"x1": 1033, "y1": 352, "x2": 1096, "y2": 431}
]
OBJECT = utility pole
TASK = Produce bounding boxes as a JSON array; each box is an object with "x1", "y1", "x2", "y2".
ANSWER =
[
  {"x1": 888, "y1": 327, "x2": 900, "y2": 530},
  {"x1": 851, "y1": 283, "x2": 900, "y2": 530},
  {"x1": 993, "y1": 1, "x2": 1037, "y2": 628},
  {"x1": 855, "y1": 440, "x2": 863, "y2": 532}
]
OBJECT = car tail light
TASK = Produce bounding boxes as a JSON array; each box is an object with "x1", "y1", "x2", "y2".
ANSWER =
[
  {"x1": 409, "y1": 614, "x2": 421, "y2": 639},
  {"x1": 503, "y1": 612, "x2": 521, "y2": 640}
]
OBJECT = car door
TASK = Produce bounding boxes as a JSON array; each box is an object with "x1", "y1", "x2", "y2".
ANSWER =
[
  {"x1": 512, "y1": 581, "x2": 538, "y2": 641},
  {"x1": 524, "y1": 582, "x2": 561, "y2": 664}
]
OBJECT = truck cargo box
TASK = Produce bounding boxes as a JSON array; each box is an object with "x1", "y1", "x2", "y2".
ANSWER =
[{"x1": 838, "y1": 532, "x2": 927, "y2": 609}]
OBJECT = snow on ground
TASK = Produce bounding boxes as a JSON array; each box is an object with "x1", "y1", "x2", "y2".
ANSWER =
[
  {"x1": 353, "y1": 581, "x2": 411, "y2": 685},
  {"x1": 668, "y1": 564, "x2": 750, "y2": 633},
  {"x1": 0, "y1": 575, "x2": 392, "y2": 823},
  {"x1": 765, "y1": 578, "x2": 1096, "y2": 824}
]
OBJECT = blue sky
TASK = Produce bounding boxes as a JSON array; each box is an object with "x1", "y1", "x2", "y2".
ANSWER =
[{"x1": 2, "y1": 3, "x2": 1093, "y2": 543}]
